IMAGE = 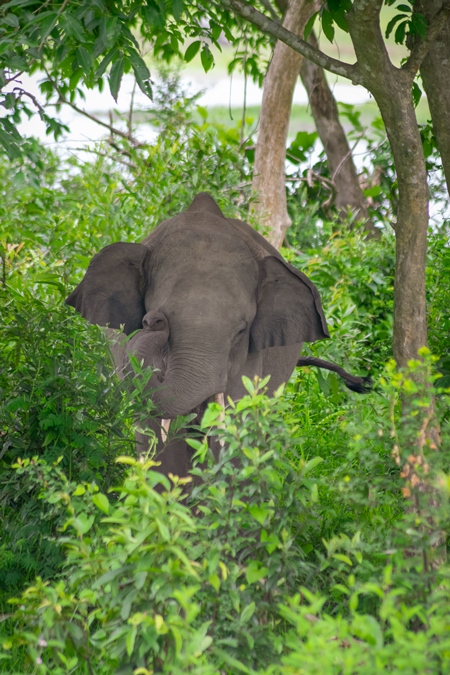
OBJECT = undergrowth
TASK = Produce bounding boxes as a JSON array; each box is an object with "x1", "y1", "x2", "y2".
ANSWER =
[{"x1": 1, "y1": 84, "x2": 449, "y2": 673}]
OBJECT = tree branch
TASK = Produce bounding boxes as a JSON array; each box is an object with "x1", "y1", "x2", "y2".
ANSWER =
[
  {"x1": 218, "y1": 0, "x2": 362, "y2": 83},
  {"x1": 259, "y1": 0, "x2": 280, "y2": 21},
  {"x1": 404, "y1": 0, "x2": 450, "y2": 77},
  {"x1": 56, "y1": 94, "x2": 143, "y2": 145}
]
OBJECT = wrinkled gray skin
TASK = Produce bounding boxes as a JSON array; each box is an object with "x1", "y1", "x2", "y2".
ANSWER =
[{"x1": 66, "y1": 193, "x2": 363, "y2": 479}]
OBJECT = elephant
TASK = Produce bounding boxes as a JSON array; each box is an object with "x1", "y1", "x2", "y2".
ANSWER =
[{"x1": 66, "y1": 192, "x2": 369, "y2": 479}]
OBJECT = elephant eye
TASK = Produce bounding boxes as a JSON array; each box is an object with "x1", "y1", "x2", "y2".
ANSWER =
[{"x1": 237, "y1": 321, "x2": 247, "y2": 335}]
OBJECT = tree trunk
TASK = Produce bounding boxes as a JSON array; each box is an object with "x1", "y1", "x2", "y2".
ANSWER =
[
  {"x1": 416, "y1": 0, "x2": 450, "y2": 196},
  {"x1": 251, "y1": 0, "x2": 318, "y2": 249},
  {"x1": 347, "y1": 0, "x2": 429, "y2": 367},
  {"x1": 300, "y1": 29, "x2": 375, "y2": 234}
]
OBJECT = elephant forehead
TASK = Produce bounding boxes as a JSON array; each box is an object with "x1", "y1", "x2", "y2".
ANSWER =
[
  {"x1": 145, "y1": 228, "x2": 259, "y2": 322},
  {"x1": 151, "y1": 225, "x2": 259, "y2": 283}
]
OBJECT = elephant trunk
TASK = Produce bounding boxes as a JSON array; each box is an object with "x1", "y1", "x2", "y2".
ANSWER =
[
  {"x1": 152, "y1": 342, "x2": 227, "y2": 418},
  {"x1": 119, "y1": 311, "x2": 229, "y2": 419}
]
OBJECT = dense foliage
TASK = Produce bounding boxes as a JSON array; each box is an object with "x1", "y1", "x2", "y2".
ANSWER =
[
  {"x1": 3, "y1": 369, "x2": 450, "y2": 674},
  {"x1": 1, "y1": 92, "x2": 450, "y2": 673}
]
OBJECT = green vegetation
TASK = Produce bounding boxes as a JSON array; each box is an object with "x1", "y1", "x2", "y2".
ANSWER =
[{"x1": 1, "y1": 88, "x2": 450, "y2": 673}]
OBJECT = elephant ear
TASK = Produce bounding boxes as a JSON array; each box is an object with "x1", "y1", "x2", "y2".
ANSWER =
[
  {"x1": 65, "y1": 242, "x2": 150, "y2": 335},
  {"x1": 250, "y1": 256, "x2": 330, "y2": 352}
]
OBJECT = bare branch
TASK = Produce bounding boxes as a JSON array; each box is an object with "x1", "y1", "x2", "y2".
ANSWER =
[
  {"x1": 1, "y1": 253, "x2": 6, "y2": 290},
  {"x1": 218, "y1": 0, "x2": 362, "y2": 83},
  {"x1": 72, "y1": 145, "x2": 138, "y2": 170},
  {"x1": 331, "y1": 130, "x2": 366, "y2": 183},
  {"x1": 4, "y1": 71, "x2": 23, "y2": 86},
  {"x1": 259, "y1": 0, "x2": 280, "y2": 21},
  {"x1": 12, "y1": 87, "x2": 46, "y2": 115},
  {"x1": 128, "y1": 79, "x2": 137, "y2": 137},
  {"x1": 60, "y1": 96, "x2": 143, "y2": 146},
  {"x1": 404, "y1": 0, "x2": 450, "y2": 77}
]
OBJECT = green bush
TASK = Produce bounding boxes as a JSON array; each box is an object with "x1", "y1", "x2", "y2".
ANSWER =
[{"x1": 3, "y1": 360, "x2": 450, "y2": 674}]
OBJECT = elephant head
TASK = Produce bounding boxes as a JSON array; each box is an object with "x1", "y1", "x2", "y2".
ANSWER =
[{"x1": 65, "y1": 193, "x2": 329, "y2": 419}]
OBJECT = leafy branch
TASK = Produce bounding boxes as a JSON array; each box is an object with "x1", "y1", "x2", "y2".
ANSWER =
[{"x1": 217, "y1": 0, "x2": 362, "y2": 83}]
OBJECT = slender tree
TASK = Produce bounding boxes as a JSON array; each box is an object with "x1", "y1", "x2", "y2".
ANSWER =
[
  {"x1": 251, "y1": 0, "x2": 318, "y2": 248},
  {"x1": 416, "y1": 0, "x2": 450, "y2": 195},
  {"x1": 300, "y1": 29, "x2": 371, "y2": 231}
]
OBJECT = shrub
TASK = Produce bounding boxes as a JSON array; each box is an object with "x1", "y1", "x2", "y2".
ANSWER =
[{"x1": 3, "y1": 359, "x2": 450, "y2": 674}]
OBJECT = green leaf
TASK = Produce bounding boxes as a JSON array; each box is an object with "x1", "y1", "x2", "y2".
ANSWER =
[
  {"x1": 327, "y1": 0, "x2": 352, "y2": 10},
  {"x1": 327, "y1": 2, "x2": 349, "y2": 33},
  {"x1": 172, "y1": 0, "x2": 184, "y2": 21},
  {"x1": 241, "y1": 376, "x2": 255, "y2": 395},
  {"x1": 240, "y1": 602, "x2": 255, "y2": 624},
  {"x1": 93, "y1": 18, "x2": 108, "y2": 58},
  {"x1": 412, "y1": 81, "x2": 422, "y2": 107},
  {"x1": 394, "y1": 20, "x2": 407, "y2": 44},
  {"x1": 332, "y1": 9, "x2": 348, "y2": 32},
  {"x1": 396, "y1": 4, "x2": 412, "y2": 12},
  {"x1": 385, "y1": 14, "x2": 406, "y2": 39},
  {"x1": 109, "y1": 56, "x2": 124, "y2": 102},
  {"x1": 200, "y1": 44, "x2": 214, "y2": 72},
  {"x1": 76, "y1": 46, "x2": 93, "y2": 73},
  {"x1": 39, "y1": 12, "x2": 59, "y2": 44},
  {"x1": 3, "y1": 13, "x2": 19, "y2": 27},
  {"x1": 304, "y1": 11, "x2": 318, "y2": 39},
  {"x1": 0, "y1": 128, "x2": 21, "y2": 160},
  {"x1": 126, "y1": 626, "x2": 137, "y2": 656},
  {"x1": 316, "y1": 369, "x2": 330, "y2": 396},
  {"x1": 249, "y1": 504, "x2": 273, "y2": 525},
  {"x1": 171, "y1": 625, "x2": 183, "y2": 654},
  {"x1": 261, "y1": 530, "x2": 280, "y2": 554},
  {"x1": 302, "y1": 456, "x2": 324, "y2": 475},
  {"x1": 156, "y1": 518, "x2": 170, "y2": 541},
  {"x1": 73, "y1": 513, "x2": 95, "y2": 535},
  {"x1": 332, "y1": 583, "x2": 350, "y2": 595},
  {"x1": 128, "y1": 49, "x2": 152, "y2": 99},
  {"x1": 184, "y1": 40, "x2": 201, "y2": 63},
  {"x1": 201, "y1": 402, "x2": 222, "y2": 429},
  {"x1": 210, "y1": 20, "x2": 222, "y2": 41},
  {"x1": 333, "y1": 553, "x2": 353, "y2": 566},
  {"x1": 1, "y1": 118, "x2": 21, "y2": 140},
  {"x1": 197, "y1": 104, "x2": 208, "y2": 120},
  {"x1": 410, "y1": 12, "x2": 427, "y2": 38},
  {"x1": 246, "y1": 561, "x2": 268, "y2": 584},
  {"x1": 211, "y1": 648, "x2": 251, "y2": 673},
  {"x1": 351, "y1": 614, "x2": 383, "y2": 648},
  {"x1": 321, "y1": 9, "x2": 335, "y2": 43},
  {"x1": 363, "y1": 185, "x2": 382, "y2": 198},
  {"x1": 92, "y1": 493, "x2": 110, "y2": 514},
  {"x1": 287, "y1": 130, "x2": 318, "y2": 164},
  {"x1": 96, "y1": 48, "x2": 118, "y2": 78},
  {"x1": 34, "y1": 273, "x2": 66, "y2": 295},
  {"x1": 94, "y1": 567, "x2": 124, "y2": 588},
  {"x1": 62, "y1": 14, "x2": 87, "y2": 43},
  {"x1": 209, "y1": 573, "x2": 220, "y2": 591},
  {"x1": 142, "y1": 3, "x2": 165, "y2": 28}
]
